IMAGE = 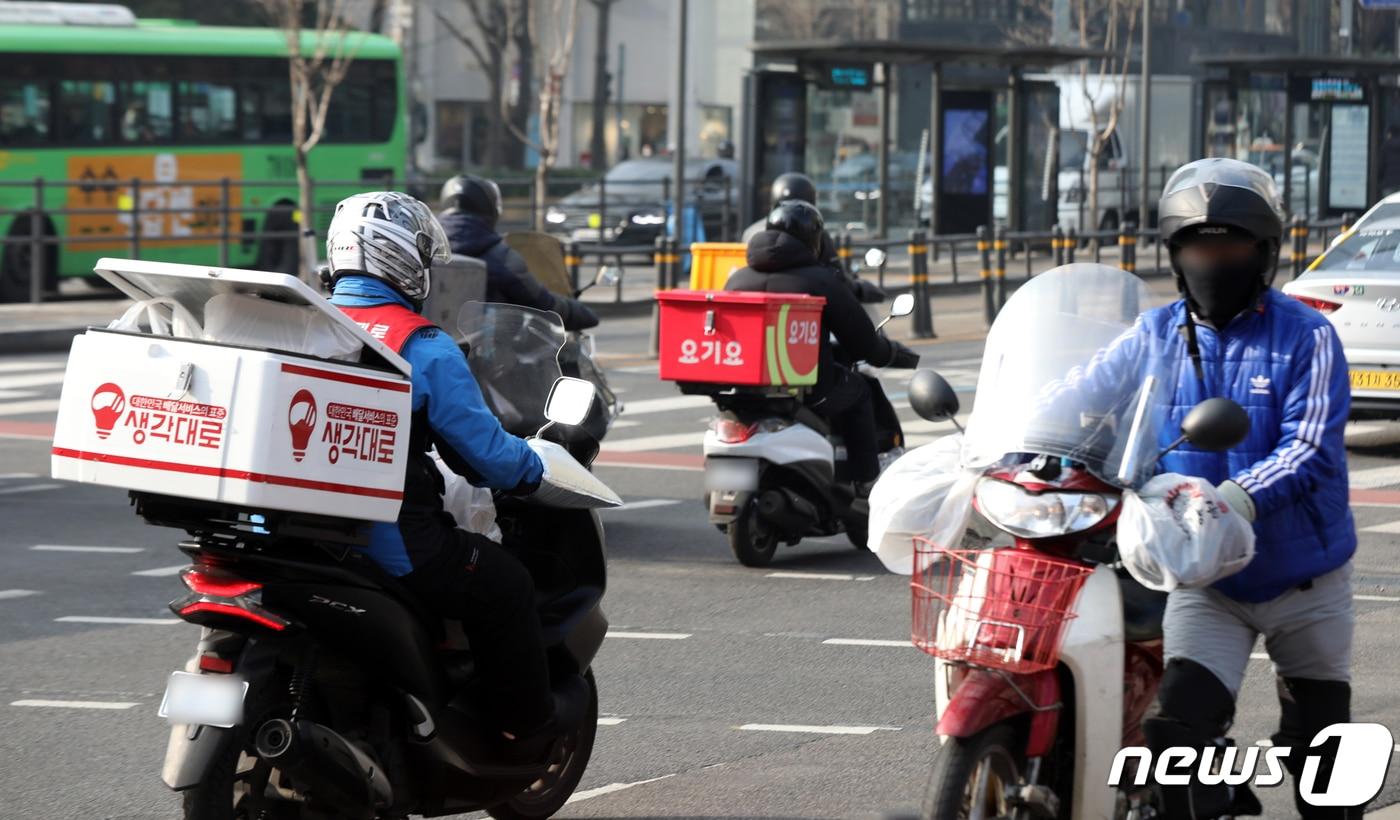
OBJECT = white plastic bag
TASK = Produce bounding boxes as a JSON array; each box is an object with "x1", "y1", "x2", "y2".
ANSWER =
[
  {"x1": 108, "y1": 297, "x2": 203, "y2": 338},
  {"x1": 202, "y1": 292, "x2": 362, "y2": 360},
  {"x1": 1118, "y1": 473, "x2": 1255, "y2": 592},
  {"x1": 868, "y1": 434, "x2": 969, "y2": 574},
  {"x1": 433, "y1": 450, "x2": 502, "y2": 543}
]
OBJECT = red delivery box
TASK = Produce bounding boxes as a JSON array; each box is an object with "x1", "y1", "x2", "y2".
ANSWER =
[{"x1": 657, "y1": 290, "x2": 825, "y2": 386}]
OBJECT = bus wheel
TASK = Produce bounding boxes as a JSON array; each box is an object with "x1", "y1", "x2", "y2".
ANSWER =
[
  {"x1": 0, "y1": 214, "x2": 57, "y2": 303},
  {"x1": 255, "y1": 203, "x2": 299, "y2": 275}
]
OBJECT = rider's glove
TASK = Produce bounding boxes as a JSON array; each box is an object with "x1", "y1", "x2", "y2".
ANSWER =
[
  {"x1": 887, "y1": 340, "x2": 921, "y2": 369},
  {"x1": 1216, "y1": 480, "x2": 1256, "y2": 523}
]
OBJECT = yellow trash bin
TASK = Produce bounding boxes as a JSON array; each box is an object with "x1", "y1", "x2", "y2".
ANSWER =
[{"x1": 688, "y1": 242, "x2": 749, "y2": 290}]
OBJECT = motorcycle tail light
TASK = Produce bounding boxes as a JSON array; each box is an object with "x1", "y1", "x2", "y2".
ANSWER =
[
  {"x1": 198, "y1": 654, "x2": 236, "y2": 674},
  {"x1": 1289, "y1": 294, "x2": 1341, "y2": 315},
  {"x1": 181, "y1": 567, "x2": 261, "y2": 598},
  {"x1": 172, "y1": 566, "x2": 287, "y2": 632},
  {"x1": 176, "y1": 601, "x2": 288, "y2": 632},
  {"x1": 712, "y1": 418, "x2": 755, "y2": 443}
]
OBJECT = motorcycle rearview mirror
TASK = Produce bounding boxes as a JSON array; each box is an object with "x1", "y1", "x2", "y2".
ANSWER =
[
  {"x1": 1157, "y1": 397, "x2": 1251, "y2": 459},
  {"x1": 577, "y1": 265, "x2": 619, "y2": 295},
  {"x1": 542, "y1": 377, "x2": 596, "y2": 430},
  {"x1": 908, "y1": 369, "x2": 962, "y2": 431},
  {"x1": 864, "y1": 247, "x2": 887, "y2": 269},
  {"x1": 877, "y1": 292, "x2": 916, "y2": 331}
]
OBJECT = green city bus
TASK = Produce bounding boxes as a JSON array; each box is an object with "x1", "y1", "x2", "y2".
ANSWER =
[{"x1": 0, "y1": 8, "x2": 406, "y2": 301}]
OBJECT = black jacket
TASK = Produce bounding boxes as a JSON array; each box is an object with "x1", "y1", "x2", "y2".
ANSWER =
[
  {"x1": 440, "y1": 211, "x2": 598, "y2": 331},
  {"x1": 727, "y1": 230, "x2": 894, "y2": 393}
]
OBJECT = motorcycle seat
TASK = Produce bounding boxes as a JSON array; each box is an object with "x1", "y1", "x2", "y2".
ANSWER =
[{"x1": 1119, "y1": 570, "x2": 1167, "y2": 642}]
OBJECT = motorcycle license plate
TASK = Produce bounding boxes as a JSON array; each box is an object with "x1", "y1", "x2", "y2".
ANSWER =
[
  {"x1": 158, "y1": 671, "x2": 247, "y2": 728},
  {"x1": 704, "y1": 458, "x2": 759, "y2": 492}
]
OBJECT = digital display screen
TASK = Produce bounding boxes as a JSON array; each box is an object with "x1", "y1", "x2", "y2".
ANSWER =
[
  {"x1": 1312, "y1": 78, "x2": 1364, "y2": 101},
  {"x1": 828, "y1": 65, "x2": 871, "y2": 89}
]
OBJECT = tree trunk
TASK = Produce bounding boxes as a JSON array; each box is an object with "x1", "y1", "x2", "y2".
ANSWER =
[
  {"x1": 533, "y1": 153, "x2": 549, "y2": 230},
  {"x1": 589, "y1": 0, "x2": 611, "y2": 170},
  {"x1": 296, "y1": 145, "x2": 318, "y2": 285},
  {"x1": 484, "y1": 49, "x2": 506, "y2": 168},
  {"x1": 508, "y1": 0, "x2": 533, "y2": 170}
]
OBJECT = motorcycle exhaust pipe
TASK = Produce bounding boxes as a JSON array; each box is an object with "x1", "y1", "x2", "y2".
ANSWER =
[
  {"x1": 756, "y1": 488, "x2": 819, "y2": 535},
  {"x1": 253, "y1": 718, "x2": 392, "y2": 819}
]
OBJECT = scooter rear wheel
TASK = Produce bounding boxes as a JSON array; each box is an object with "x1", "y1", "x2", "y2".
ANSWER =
[
  {"x1": 922, "y1": 723, "x2": 1027, "y2": 820},
  {"x1": 727, "y1": 502, "x2": 778, "y2": 567}
]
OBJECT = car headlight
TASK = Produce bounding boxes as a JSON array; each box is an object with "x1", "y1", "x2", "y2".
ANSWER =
[
  {"x1": 974, "y1": 476, "x2": 1117, "y2": 539},
  {"x1": 630, "y1": 211, "x2": 666, "y2": 226},
  {"x1": 546, "y1": 208, "x2": 567, "y2": 224}
]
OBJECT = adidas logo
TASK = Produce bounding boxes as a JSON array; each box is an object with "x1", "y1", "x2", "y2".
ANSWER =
[{"x1": 1250, "y1": 374, "x2": 1271, "y2": 395}]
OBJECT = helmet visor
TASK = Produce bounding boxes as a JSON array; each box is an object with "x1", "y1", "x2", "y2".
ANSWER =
[{"x1": 396, "y1": 197, "x2": 453, "y2": 266}]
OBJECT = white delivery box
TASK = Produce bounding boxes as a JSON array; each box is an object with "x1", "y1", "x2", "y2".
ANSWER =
[{"x1": 51, "y1": 258, "x2": 414, "y2": 523}]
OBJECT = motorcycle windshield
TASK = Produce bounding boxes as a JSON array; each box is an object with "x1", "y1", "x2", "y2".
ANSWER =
[
  {"x1": 960, "y1": 264, "x2": 1180, "y2": 488},
  {"x1": 457, "y1": 301, "x2": 566, "y2": 436}
]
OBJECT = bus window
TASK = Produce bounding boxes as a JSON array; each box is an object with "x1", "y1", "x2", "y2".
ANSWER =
[
  {"x1": 179, "y1": 81, "x2": 238, "y2": 142},
  {"x1": 120, "y1": 80, "x2": 174, "y2": 143},
  {"x1": 370, "y1": 61, "x2": 397, "y2": 142},
  {"x1": 0, "y1": 79, "x2": 50, "y2": 146},
  {"x1": 241, "y1": 68, "x2": 292, "y2": 142},
  {"x1": 58, "y1": 80, "x2": 116, "y2": 144},
  {"x1": 323, "y1": 63, "x2": 372, "y2": 143}
]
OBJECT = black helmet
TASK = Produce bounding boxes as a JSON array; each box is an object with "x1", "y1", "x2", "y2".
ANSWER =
[
  {"x1": 770, "y1": 172, "x2": 817, "y2": 207},
  {"x1": 766, "y1": 200, "x2": 824, "y2": 257},
  {"x1": 1158, "y1": 157, "x2": 1284, "y2": 278},
  {"x1": 440, "y1": 175, "x2": 502, "y2": 226}
]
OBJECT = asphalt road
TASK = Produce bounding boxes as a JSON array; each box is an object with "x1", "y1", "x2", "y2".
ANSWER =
[{"x1": 3, "y1": 304, "x2": 1400, "y2": 819}]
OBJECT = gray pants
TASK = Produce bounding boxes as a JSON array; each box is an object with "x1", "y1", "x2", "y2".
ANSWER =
[{"x1": 1163, "y1": 561, "x2": 1354, "y2": 697}]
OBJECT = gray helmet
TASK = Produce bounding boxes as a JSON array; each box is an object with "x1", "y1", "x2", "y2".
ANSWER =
[{"x1": 326, "y1": 191, "x2": 450, "y2": 303}]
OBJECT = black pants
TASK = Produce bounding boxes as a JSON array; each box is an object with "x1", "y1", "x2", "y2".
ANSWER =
[
  {"x1": 401, "y1": 530, "x2": 554, "y2": 735},
  {"x1": 813, "y1": 365, "x2": 880, "y2": 483}
]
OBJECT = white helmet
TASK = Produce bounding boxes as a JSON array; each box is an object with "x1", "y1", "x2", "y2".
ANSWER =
[{"x1": 326, "y1": 191, "x2": 451, "y2": 302}]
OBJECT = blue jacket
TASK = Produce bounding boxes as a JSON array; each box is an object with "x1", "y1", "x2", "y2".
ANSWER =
[
  {"x1": 331, "y1": 275, "x2": 543, "y2": 575},
  {"x1": 1079, "y1": 289, "x2": 1355, "y2": 602}
]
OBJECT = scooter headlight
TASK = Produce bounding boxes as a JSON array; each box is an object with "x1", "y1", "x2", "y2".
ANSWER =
[{"x1": 974, "y1": 477, "x2": 1117, "y2": 539}]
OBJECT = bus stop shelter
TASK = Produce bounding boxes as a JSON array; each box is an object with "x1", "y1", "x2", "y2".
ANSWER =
[
  {"x1": 1196, "y1": 54, "x2": 1400, "y2": 219},
  {"x1": 745, "y1": 39, "x2": 1104, "y2": 237}
]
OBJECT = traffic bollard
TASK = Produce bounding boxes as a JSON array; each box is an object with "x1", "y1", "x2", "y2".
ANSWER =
[
  {"x1": 838, "y1": 232, "x2": 853, "y2": 277},
  {"x1": 648, "y1": 235, "x2": 670, "y2": 357},
  {"x1": 1290, "y1": 214, "x2": 1306, "y2": 280},
  {"x1": 977, "y1": 225, "x2": 994, "y2": 326},
  {"x1": 565, "y1": 240, "x2": 582, "y2": 294},
  {"x1": 1066, "y1": 226, "x2": 1078, "y2": 264},
  {"x1": 1053, "y1": 224, "x2": 1065, "y2": 267},
  {"x1": 993, "y1": 225, "x2": 1008, "y2": 314},
  {"x1": 1120, "y1": 221, "x2": 1137, "y2": 274},
  {"x1": 910, "y1": 230, "x2": 935, "y2": 338}
]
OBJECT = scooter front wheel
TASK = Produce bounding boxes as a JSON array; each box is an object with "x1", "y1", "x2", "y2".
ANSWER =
[
  {"x1": 922, "y1": 723, "x2": 1027, "y2": 820},
  {"x1": 727, "y1": 502, "x2": 778, "y2": 567}
]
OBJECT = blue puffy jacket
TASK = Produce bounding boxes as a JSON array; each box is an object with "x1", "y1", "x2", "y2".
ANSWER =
[
  {"x1": 331, "y1": 275, "x2": 543, "y2": 575},
  {"x1": 1073, "y1": 289, "x2": 1355, "y2": 602}
]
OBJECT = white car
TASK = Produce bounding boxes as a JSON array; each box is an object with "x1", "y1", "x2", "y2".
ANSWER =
[{"x1": 1282, "y1": 193, "x2": 1400, "y2": 418}]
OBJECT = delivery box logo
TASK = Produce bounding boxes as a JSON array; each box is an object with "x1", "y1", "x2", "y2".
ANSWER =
[
  {"x1": 288, "y1": 389, "x2": 319, "y2": 462},
  {"x1": 91, "y1": 382, "x2": 127, "y2": 439}
]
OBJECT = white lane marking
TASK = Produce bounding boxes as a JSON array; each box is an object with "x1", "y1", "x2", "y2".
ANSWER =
[
  {"x1": 11, "y1": 699, "x2": 140, "y2": 710},
  {"x1": 606, "y1": 630, "x2": 692, "y2": 640},
  {"x1": 0, "y1": 483, "x2": 62, "y2": 495},
  {"x1": 0, "y1": 372, "x2": 66, "y2": 390},
  {"x1": 55, "y1": 616, "x2": 181, "y2": 625},
  {"x1": 766, "y1": 571, "x2": 877, "y2": 582},
  {"x1": 605, "y1": 499, "x2": 682, "y2": 512},
  {"x1": 613, "y1": 364, "x2": 662, "y2": 375},
  {"x1": 0, "y1": 589, "x2": 41, "y2": 600},
  {"x1": 1350, "y1": 465, "x2": 1400, "y2": 489},
  {"x1": 32, "y1": 545, "x2": 144, "y2": 554},
  {"x1": 610, "y1": 419, "x2": 642, "y2": 429},
  {"x1": 1355, "y1": 594, "x2": 1400, "y2": 602},
  {"x1": 1346, "y1": 423, "x2": 1388, "y2": 437},
  {"x1": 131, "y1": 565, "x2": 187, "y2": 577},
  {"x1": 566, "y1": 773, "x2": 675, "y2": 804},
  {"x1": 601, "y1": 432, "x2": 706, "y2": 452},
  {"x1": 595, "y1": 460, "x2": 703, "y2": 473},
  {"x1": 0, "y1": 390, "x2": 39, "y2": 401},
  {"x1": 737, "y1": 723, "x2": 902, "y2": 736},
  {"x1": 1250, "y1": 652, "x2": 1270, "y2": 660},
  {"x1": 0, "y1": 361, "x2": 63, "y2": 374},
  {"x1": 0, "y1": 473, "x2": 39, "y2": 480},
  {"x1": 620, "y1": 395, "x2": 711, "y2": 415},
  {"x1": 597, "y1": 717, "x2": 627, "y2": 726},
  {"x1": 0, "y1": 399, "x2": 62, "y2": 417},
  {"x1": 823, "y1": 638, "x2": 911, "y2": 648},
  {"x1": 1361, "y1": 520, "x2": 1400, "y2": 534}
]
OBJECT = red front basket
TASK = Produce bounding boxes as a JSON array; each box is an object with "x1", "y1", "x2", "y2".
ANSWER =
[{"x1": 911, "y1": 540, "x2": 1093, "y2": 675}]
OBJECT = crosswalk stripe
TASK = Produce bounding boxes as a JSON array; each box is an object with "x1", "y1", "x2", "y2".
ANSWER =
[
  {"x1": 619, "y1": 395, "x2": 711, "y2": 416},
  {"x1": 11, "y1": 699, "x2": 139, "y2": 710},
  {"x1": 0, "y1": 399, "x2": 61, "y2": 417},
  {"x1": 32, "y1": 545, "x2": 144, "y2": 554},
  {"x1": 0, "y1": 484, "x2": 61, "y2": 496},
  {"x1": 0, "y1": 372, "x2": 66, "y2": 390},
  {"x1": 737, "y1": 723, "x2": 901, "y2": 735},
  {"x1": 1350, "y1": 465, "x2": 1400, "y2": 490},
  {"x1": 55, "y1": 615, "x2": 182, "y2": 625},
  {"x1": 0, "y1": 590, "x2": 41, "y2": 600},
  {"x1": 605, "y1": 499, "x2": 682, "y2": 512},
  {"x1": 0, "y1": 361, "x2": 63, "y2": 374},
  {"x1": 602, "y1": 432, "x2": 706, "y2": 452},
  {"x1": 1361, "y1": 520, "x2": 1400, "y2": 535},
  {"x1": 131, "y1": 565, "x2": 187, "y2": 577}
]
